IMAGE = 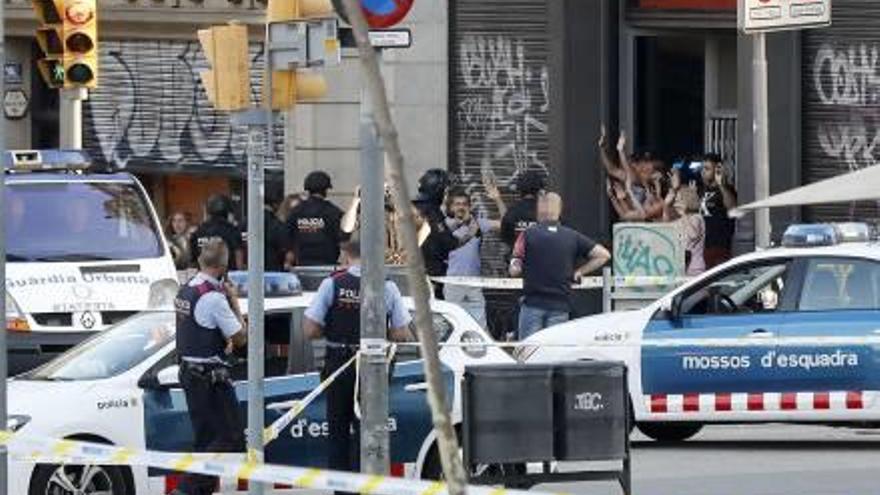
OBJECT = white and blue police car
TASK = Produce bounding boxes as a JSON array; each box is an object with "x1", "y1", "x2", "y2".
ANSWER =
[
  {"x1": 6, "y1": 273, "x2": 513, "y2": 495},
  {"x1": 521, "y1": 223, "x2": 880, "y2": 442},
  {"x1": 4, "y1": 150, "x2": 179, "y2": 375}
]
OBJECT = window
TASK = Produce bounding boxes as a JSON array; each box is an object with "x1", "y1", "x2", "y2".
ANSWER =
[
  {"x1": 5, "y1": 182, "x2": 163, "y2": 262},
  {"x1": 681, "y1": 261, "x2": 789, "y2": 316},
  {"x1": 799, "y1": 258, "x2": 880, "y2": 311}
]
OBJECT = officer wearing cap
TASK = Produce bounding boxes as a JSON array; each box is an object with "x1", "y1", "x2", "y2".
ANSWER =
[
  {"x1": 501, "y1": 170, "x2": 547, "y2": 254},
  {"x1": 172, "y1": 239, "x2": 246, "y2": 495},
  {"x1": 189, "y1": 194, "x2": 244, "y2": 270},
  {"x1": 304, "y1": 241, "x2": 412, "y2": 490},
  {"x1": 287, "y1": 171, "x2": 347, "y2": 266}
]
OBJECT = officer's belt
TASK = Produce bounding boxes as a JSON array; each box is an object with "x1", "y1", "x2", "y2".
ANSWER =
[
  {"x1": 180, "y1": 360, "x2": 230, "y2": 373},
  {"x1": 325, "y1": 341, "x2": 358, "y2": 350}
]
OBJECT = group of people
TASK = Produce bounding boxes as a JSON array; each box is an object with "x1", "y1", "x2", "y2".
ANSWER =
[{"x1": 600, "y1": 127, "x2": 738, "y2": 274}]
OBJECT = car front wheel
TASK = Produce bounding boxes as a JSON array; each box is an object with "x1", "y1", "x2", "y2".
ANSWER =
[
  {"x1": 29, "y1": 464, "x2": 128, "y2": 495},
  {"x1": 637, "y1": 422, "x2": 703, "y2": 442}
]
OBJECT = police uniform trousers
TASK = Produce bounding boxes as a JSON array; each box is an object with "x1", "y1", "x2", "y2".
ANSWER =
[
  {"x1": 324, "y1": 348, "x2": 359, "y2": 495},
  {"x1": 177, "y1": 362, "x2": 245, "y2": 495}
]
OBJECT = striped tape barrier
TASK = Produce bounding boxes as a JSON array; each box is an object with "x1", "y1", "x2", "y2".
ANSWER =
[
  {"x1": 263, "y1": 352, "x2": 359, "y2": 446},
  {"x1": 431, "y1": 275, "x2": 689, "y2": 291},
  {"x1": 0, "y1": 430, "x2": 568, "y2": 495}
]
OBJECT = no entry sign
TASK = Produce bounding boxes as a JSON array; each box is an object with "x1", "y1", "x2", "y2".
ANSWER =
[
  {"x1": 334, "y1": 0, "x2": 414, "y2": 29},
  {"x1": 738, "y1": 0, "x2": 831, "y2": 33}
]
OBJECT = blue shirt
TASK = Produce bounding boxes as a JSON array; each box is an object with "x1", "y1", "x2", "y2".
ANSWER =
[
  {"x1": 446, "y1": 217, "x2": 493, "y2": 277},
  {"x1": 304, "y1": 266, "x2": 412, "y2": 329}
]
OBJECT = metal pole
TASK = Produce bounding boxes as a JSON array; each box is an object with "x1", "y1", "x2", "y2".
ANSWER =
[
  {"x1": 0, "y1": 0, "x2": 8, "y2": 488},
  {"x1": 752, "y1": 32, "x2": 771, "y2": 248},
  {"x1": 246, "y1": 119, "x2": 266, "y2": 495},
  {"x1": 360, "y1": 50, "x2": 390, "y2": 475},
  {"x1": 59, "y1": 88, "x2": 86, "y2": 149}
]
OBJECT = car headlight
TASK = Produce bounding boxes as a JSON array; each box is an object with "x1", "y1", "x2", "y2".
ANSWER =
[
  {"x1": 148, "y1": 278, "x2": 180, "y2": 309},
  {"x1": 6, "y1": 291, "x2": 30, "y2": 332},
  {"x1": 7, "y1": 414, "x2": 31, "y2": 432}
]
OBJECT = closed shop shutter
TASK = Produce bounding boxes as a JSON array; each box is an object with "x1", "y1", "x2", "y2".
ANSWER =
[
  {"x1": 802, "y1": 0, "x2": 880, "y2": 222},
  {"x1": 83, "y1": 40, "x2": 283, "y2": 174},
  {"x1": 449, "y1": 0, "x2": 550, "y2": 276}
]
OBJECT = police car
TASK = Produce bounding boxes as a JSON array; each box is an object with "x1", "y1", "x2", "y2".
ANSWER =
[
  {"x1": 520, "y1": 223, "x2": 880, "y2": 442},
  {"x1": 6, "y1": 273, "x2": 512, "y2": 495},
  {"x1": 4, "y1": 150, "x2": 179, "y2": 374}
]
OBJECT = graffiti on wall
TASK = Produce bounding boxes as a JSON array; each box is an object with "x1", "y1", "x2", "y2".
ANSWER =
[
  {"x1": 454, "y1": 34, "x2": 549, "y2": 205},
  {"x1": 84, "y1": 40, "x2": 282, "y2": 171},
  {"x1": 812, "y1": 42, "x2": 880, "y2": 171}
]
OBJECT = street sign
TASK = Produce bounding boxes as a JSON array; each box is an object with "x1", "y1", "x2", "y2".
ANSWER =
[
  {"x1": 738, "y1": 0, "x2": 831, "y2": 33},
  {"x1": 3, "y1": 90, "x2": 29, "y2": 120},
  {"x1": 333, "y1": 0, "x2": 414, "y2": 29},
  {"x1": 368, "y1": 28, "x2": 411, "y2": 48}
]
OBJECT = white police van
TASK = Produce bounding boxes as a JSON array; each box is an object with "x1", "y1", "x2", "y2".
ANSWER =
[
  {"x1": 521, "y1": 223, "x2": 880, "y2": 441},
  {"x1": 4, "y1": 150, "x2": 178, "y2": 374},
  {"x1": 6, "y1": 273, "x2": 513, "y2": 495}
]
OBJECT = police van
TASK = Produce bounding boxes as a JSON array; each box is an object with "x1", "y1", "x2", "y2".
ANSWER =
[
  {"x1": 6, "y1": 273, "x2": 513, "y2": 495},
  {"x1": 4, "y1": 150, "x2": 178, "y2": 374},
  {"x1": 522, "y1": 223, "x2": 880, "y2": 441}
]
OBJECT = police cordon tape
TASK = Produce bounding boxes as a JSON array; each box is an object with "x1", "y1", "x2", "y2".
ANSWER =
[
  {"x1": 263, "y1": 352, "x2": 359, "y2": 446},
  {"x1": 431, "y1": 275, "x2": 689, "y2": 290},
  {"x1": 0, "y1": 430, "x2": 569, "y2": 495}
]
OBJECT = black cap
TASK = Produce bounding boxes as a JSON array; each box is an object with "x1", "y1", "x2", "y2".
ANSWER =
[
  {"x1": 417, "y1": 168, "x2": 449, "y2": 203},
  {"x1": 515, "y1": 170, "x2": 546, "y2": 196},
  {"x1": 304, "y1": 171, "x2": 332, "y2": 195},
  {"x1": 206, "y1": 194, "x2": 232, "y2": 218}
]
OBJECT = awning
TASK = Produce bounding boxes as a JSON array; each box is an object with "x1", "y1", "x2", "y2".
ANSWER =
[{"x1": 731, "y1": 165, "x2": 880, "y2": 217}]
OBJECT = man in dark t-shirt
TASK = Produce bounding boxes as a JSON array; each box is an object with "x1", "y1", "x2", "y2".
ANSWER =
[
  {"x1": 510, "y1": 193, "x2": 610, "y2": 340},
  {"x1": 699, "y1": 154, "x2": 738, "y2": 268}
]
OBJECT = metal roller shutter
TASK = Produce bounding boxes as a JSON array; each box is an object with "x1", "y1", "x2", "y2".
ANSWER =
[
  {"x1": 449, "y1": 0, "x2": 550, "y2": 276},
  {"x1": 83, "y1": 40, "x2": 284, "y2": 173},
  {"x1": 802, "y1": 0, "x2": 880, "y2": 222}
]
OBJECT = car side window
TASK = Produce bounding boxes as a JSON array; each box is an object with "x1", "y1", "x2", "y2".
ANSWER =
[
  {"x1": 680, "y1": 261, "x2": 789, "y2": 316},
  {"x1": 397, "y1": 312, "x2": 455, "y2": 363},
  {"x1": 799, "y1": 258, "x2": 880, "y2": 311}
]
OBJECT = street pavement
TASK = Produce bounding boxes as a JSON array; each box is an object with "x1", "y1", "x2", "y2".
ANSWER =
[{"x1": 539, "y1": 424, "x2": 880, "y2": 495}]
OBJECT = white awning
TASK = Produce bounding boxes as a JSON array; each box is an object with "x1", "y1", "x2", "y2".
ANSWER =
[{"x1": 731, "y1": 165, "x2": 880, "y2": 217}]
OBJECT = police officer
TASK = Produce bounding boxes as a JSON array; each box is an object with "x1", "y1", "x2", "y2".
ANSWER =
[
  {"x1": 500, "y1": 170, "x2": 547, "y2": 253},
  {"x1": 189, "y1": 194, "x2": 244, "y2": 270},
  {"x1": 287, "y1": 171, "x2": 347, "y2": 266},
  {"x1": 172, "y1": 239, "x2": 247, "y2": 495},
  {"x1": 303, "y1": 241, "x2": 412, "y2": 489}
]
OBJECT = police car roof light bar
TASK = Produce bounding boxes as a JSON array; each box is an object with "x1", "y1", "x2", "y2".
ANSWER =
[
  {"x1": 227, "y1": 271, "x2": 303, "y2": 299},
  {"x1": 2, "y1": 149, "x2": 92, "y2": 173},
  {"x1": 782, "y1": 224, "x2": 841, "y2": 248}
]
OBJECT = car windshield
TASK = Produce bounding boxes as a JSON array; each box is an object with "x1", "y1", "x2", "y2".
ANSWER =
[
  {"x1": 24, "y1": 312, "x2": 175, "y2": 381},
  {"x1": 5, "y1": 181, "x2": 163, "y2": 262}
]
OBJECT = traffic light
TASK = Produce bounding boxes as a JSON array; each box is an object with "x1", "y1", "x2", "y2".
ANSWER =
[
  {"x1": 265, "y1": 0, "x2": 334, "y2": 110},
  {"x1": 32, "y1": 0, "x2": 65, "y2": 89},
  {"x1": 197, "y1": 23, "x2": 251, "y2": 111},
  {"x1": 62, "y1": 0, "x2": 98, "y2": 88}
]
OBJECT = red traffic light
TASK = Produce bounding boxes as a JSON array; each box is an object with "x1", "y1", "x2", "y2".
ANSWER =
[
  {"x1": 333, "y1": 0, "x2": 414, "y2": 29},
  {"x1": 65, "y1": 1, "x2": 94, "y2": 25}
]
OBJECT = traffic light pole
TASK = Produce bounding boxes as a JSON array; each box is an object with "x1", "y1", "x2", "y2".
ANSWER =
[
  {"x1": 359, "y1": 50, "x2": 390, "y2": 475},
  {"x1": 60, "y1": 88, "x2": 86, "y2": 149}
]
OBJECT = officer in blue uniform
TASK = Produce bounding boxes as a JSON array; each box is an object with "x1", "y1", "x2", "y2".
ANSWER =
[
  {"x1": 172, "y1": 239, "x2": 247, "y2": 495},
  {"x1": 304, "y1": 241, "x2": 412, "y2": 489}
]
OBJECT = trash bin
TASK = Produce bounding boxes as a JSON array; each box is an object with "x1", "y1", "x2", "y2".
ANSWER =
[
  {"x1": 553, "y1": 361, "x2": 627, "y2": 461},
  {"x1": 463, "y1": 364, "x2": 555, "y2": 464}
]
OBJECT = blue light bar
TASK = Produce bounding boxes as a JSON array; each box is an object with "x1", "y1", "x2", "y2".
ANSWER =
[
  {"x1": 3, "y1": 149, "x2": 92, "y2": 172},
  {"x1": 782, "y1": 224, "x2": 840, "y2": 247},
  {"x1": 227, "y1": 271, "x2": 303, "y2": 299}
]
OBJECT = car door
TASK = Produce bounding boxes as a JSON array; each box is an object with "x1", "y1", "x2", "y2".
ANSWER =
[
  {"x1": 642, "y1": 258, "x2": 795, "y2": 413},
  {"x1": 775, "y1": 256, "x2": 880, "y2": 405}
]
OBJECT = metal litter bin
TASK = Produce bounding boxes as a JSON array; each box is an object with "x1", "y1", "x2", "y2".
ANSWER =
[
  {"x1": 463, "y1": 364, "x2": 555, "y2": 464},
  {"x1": 554, "y1": 361, "x2": 628, "y2": 461}
]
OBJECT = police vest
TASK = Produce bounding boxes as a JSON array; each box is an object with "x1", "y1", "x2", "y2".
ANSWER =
[
  {"x1": 175, "y1": 282, "x2": 228, "y2": 360},
  {"x1": 324, "y1": 270, "x2": 361, "y2": 347},
  {"x1": 290, "y1": 197, "x2": 341, "y2": 265}
]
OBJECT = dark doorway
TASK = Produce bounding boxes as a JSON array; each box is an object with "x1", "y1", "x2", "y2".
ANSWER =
[{"x1": 635, "y1": 36, "x2": 705, "y2": 165}]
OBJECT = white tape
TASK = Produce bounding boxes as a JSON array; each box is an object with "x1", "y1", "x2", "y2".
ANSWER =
[
  {"x1": 1, "y1": 431, "x2": 567, "y2": 495},
  {"x1": 263, "y1": 352, "x2": 359, "y2": 445},
  {"x1": 432, "y1": 275, "x2": 688, "y2": 291}
]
